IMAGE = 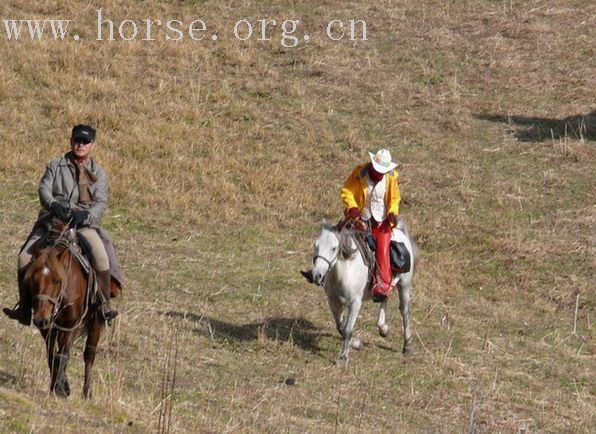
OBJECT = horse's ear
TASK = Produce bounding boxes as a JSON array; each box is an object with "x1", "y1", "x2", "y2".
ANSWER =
[{"x1": 320, "y1": 218, "x2": 328, "y2": 227}]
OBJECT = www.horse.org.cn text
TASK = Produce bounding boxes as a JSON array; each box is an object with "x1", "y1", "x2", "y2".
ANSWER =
[{"x1": 2, "y1": 9, "x2": 369, "y2": 48}]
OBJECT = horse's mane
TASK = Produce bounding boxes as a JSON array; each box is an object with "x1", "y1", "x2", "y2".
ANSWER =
[
  {"x1": 320, "y1": 220, "x2": 359, "y2": 260},
  {"x1": 321, "y1": 221, "x2": 336, "y2": 233},
  {"x1": 338, "y1": 228, "x2": 358, "y2": 259}
]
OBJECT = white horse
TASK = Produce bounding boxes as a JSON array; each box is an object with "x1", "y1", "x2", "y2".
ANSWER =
[{"x1": 311, "y1": 219, "x2": 415, "y2": 367}]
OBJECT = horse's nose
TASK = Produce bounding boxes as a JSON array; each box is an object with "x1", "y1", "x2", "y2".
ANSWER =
[
  {"x1": 313, "y1": 272, "x2": 323, "y2": 286},
  {"x1": 33, "y1": 317, "x2": 49, "y2": 330}
]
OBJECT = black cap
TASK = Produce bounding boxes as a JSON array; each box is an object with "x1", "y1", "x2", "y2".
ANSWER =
[{"x1": 71, "y1": 124, "x2": 96, "y2": 142}]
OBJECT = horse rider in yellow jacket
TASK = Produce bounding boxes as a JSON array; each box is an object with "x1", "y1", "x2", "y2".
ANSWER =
[{"x1": 302, "y1": 149, "x2": 401, "y2": 302}]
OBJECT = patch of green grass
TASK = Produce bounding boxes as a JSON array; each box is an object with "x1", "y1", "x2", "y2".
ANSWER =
[{"x1": 6, "y1": 419, "x2": 29, "y2": 434}]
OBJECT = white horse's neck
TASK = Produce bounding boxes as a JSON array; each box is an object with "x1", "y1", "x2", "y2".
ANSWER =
[{"x1": 327, "y1": 234, "x2": 369, "y2": 295}]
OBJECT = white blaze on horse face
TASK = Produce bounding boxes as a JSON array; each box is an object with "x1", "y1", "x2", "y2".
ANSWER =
[{"x1": 42, "y1": 266, "x2": 51, "y2": 276}]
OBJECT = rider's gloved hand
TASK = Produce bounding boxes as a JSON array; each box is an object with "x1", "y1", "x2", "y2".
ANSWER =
[
  {"x1": 348, "y1": 207, "x2": 361, "y2": 220},
  {"x1": 50, "y1": 201, "x2": 71, "y2": 221},
  {"x1": 387, "y1": 213, "x2": 398, "y2": 226},
  {"x1": 72, "y1": 210, "x2": 90, "y2": 227}
]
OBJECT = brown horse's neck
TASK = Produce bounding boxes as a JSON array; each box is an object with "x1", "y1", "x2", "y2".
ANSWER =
[
  {"x1": 29, "y1": 245, "x2": 89, "y2": 324},
  {"x1": 55, "y1": 248, "x2": 87, "y2": 305}
]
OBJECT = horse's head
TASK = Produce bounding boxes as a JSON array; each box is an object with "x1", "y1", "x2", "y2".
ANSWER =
[
  {"x1": 25, "y1": 247, "x2": 67, "y2": 330},
  {"x1": 312, "y1": 221, "x2": 342, "y2": 286}
]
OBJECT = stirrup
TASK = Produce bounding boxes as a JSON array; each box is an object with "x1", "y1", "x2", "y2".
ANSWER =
[
  {"x1": 3, "y1": 305, "x2": 20, "y2": 319},
  {"x1": 372, "y1": 293, "x2": 388, "y2": 303},
  {"x1": 371, "y1": 283, "x2": 389, "y2": 303},
  {"x1": 100, "y1": 304, "x2": 119, "y2": 321},
  {"x1": 3, "y1": 304, "x2": 32, "y2": 326}
]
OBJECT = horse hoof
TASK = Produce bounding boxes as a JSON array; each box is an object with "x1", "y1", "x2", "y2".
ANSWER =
[
  {"x1": 350, "y1": 337, "x2": 363, "y2": 350},
  {"x1": 335, "y1": 357, "x2": 349, "y2": 368},
  {"x1": 402, "y1": 341, "x2": 413, "y2": 355},
  {"x1": 53, "y1": 387, "x2": 70, "y2": 398},
  {"x1": 378, "y1": 324, "x2": 389, "y2": 338},
  {"x1": 57, "y1": 380, "x2": 71, "y2": 397}
]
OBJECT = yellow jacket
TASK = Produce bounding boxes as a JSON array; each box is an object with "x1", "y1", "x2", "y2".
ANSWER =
[{"x1": 340, "y1": 163, "x2": 401, "y2": 218}]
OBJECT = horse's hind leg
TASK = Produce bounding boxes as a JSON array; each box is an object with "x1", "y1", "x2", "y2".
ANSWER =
[
  {"x1": 337, "y1": 299, "x2": 362, "y2": 367},
  {"x1": 83, "y1": 318, "x2": 104, "y2": 399},
  {"x1": 398, "y1": 279, "x2": 413, "y2": 354},
  {"x1": 52, "y1": 331, "x2": 75, "y2": 397},
  {"x1": 376, "y1": 300, "x2": 389, "y2": 337}
]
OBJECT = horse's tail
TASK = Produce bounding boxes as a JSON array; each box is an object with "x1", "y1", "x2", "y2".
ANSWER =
[
  {"x1": 396, "y1": 217, "x2": 418, "y2": 275},
  {"x1": 396, "y1": 217, "x2": 406, "y2": 232}
]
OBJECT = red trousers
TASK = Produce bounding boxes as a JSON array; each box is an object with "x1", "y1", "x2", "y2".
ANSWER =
[{"x1": 371, "y1": 220, "x2": 392, "y2": 297}]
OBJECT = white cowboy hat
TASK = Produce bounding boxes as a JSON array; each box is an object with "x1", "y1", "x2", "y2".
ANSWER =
[{"x1": 368, "y1": 149, "x2": 398, "y2": 174}]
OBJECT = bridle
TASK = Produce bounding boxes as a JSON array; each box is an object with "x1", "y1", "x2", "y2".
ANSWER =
[
  {"x1": 313, "y1": 251, "x2": 337, "y2": 272},
  {"x1": 32, "y1": 240, "x2": 71, "y2": 327},
  {"x1": 312, "y1": 230, "x2": 343, "y2": 286},
  {"x1": 33, "y1": 293, "x2": 64, "y2": 310},
  {"x1": 32, "y1": 229, "x2": 93, "y2": 332}
]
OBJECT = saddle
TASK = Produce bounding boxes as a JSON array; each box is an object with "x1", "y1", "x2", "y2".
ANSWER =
[
  {"x1": 364, "y1": 234, "x2": 411, "y2": 274},
  {"x1": 36, "y1": 226, "x2": 103, "y2": 304},
  {"x1": 38, "y1": 223, "x2": 119, "y2": 300},
  {"x1": 344, "y1": 219, "x2": 411, "y2": 281},
  {"x1": 44, "y1": 225, "x2": 90, "y2": 270}
]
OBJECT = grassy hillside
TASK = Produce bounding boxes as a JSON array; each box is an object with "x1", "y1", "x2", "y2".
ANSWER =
[{"x1": 0, "y1": 0, "x2": 594, "y2": 432}]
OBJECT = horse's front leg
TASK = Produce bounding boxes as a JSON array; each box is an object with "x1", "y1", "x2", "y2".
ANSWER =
[
  {"x1": 376, "y1": 300, "x2": 389, "y2": 337},
  {"x1": 52, "y1": 331, "x2": 75, "y2": 397},
  {"x1": 41, "y1": 329, "x2": 58, "y2": 389},
  {"x1": 337, "y1": 299, "x2": 362, "y2": 367},
  {"x1": 398, "y1": 279, "x2": 413, "y2": 354},
  {"x1": 327, "y1": 294, "x2": 345, "y2": 338},
  {"x1": 83, "y1": 317, "x2": 104, "y2": 399}
]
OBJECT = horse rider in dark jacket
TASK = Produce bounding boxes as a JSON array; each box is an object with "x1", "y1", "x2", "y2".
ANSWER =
[{"x1": 4, "y1": 124, "x2": 118, "y2": 325}]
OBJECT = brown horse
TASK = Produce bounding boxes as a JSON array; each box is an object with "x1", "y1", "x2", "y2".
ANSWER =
[{"x1": 23, "y1": 225, "x2": 119, "y2": 398}]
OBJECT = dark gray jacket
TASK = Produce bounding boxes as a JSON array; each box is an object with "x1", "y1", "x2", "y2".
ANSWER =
[
  {"x1": 38, "y1": 152, "x2": 108, "y2": 227},
  {"x1": 29, "y1": 152, "x2": 124, "y2": 286}
]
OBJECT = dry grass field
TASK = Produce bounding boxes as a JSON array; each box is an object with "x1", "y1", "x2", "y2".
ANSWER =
[{"x1": 0, "y1": 0, "x2": 594, "y2": 432}]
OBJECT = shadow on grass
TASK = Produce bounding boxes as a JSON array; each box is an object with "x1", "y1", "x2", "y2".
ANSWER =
[
  {"x1": 474, "y1": 110, "x2": 596, "y2": 141},
  {"x1": 374, "y1": 343, "x2": 400, "y2": 353},
  {"x1": 164, "y1": 311, "x2": 328, "y2": 353},
  {"x1": 0, "y1": 370, "x2": 16, "y2": 386}
]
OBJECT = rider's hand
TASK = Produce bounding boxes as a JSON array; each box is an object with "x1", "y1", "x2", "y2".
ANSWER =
[
  {"x1": 72, "y1": 210, "x2": 90, "y2": 227},
  {"x1": 50, "y1": 202, "x2": 71, "y2": 221},
  {"x1": 387, "y1": 213, "x2": 398, "y2": 226},
  {"x1": 348, "y1": 207, "x2": 361, "y2": 220},
  {"x1": 354, "y1": 219, "x2": 367, "y2": 232}
]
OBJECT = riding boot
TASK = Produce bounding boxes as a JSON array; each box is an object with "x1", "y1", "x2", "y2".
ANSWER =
[
  {"x1": 300, "y1": 269, "x2": 314, "y2": 284},
  {"x1": 2, "y1": 269, "x2": 32, "y2": 326},
  {"x1": 371, "y1": 285, "x2": 388, "y2": 303},
  {"x1": 97, "y1": 270, "x2": 118, "y2": 321},
  {"x1": 371, "y1": 220, "x2": 392, "y2": 303}
]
